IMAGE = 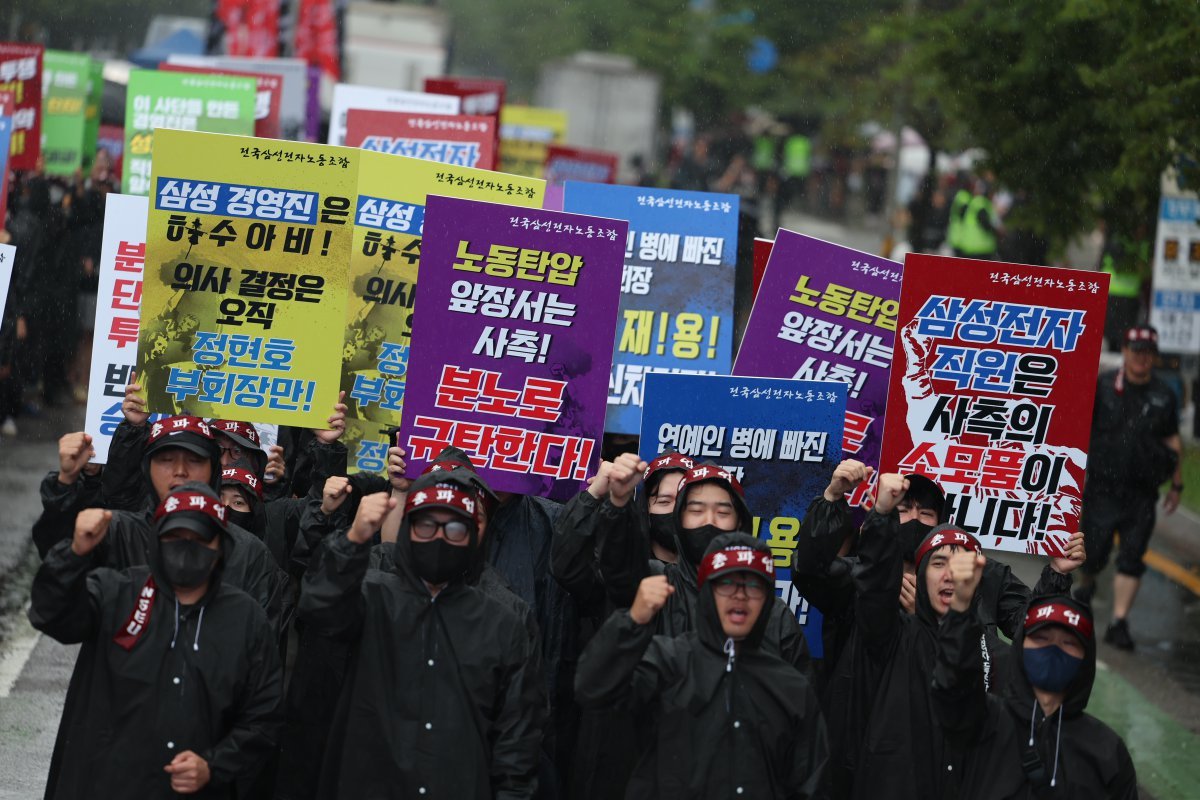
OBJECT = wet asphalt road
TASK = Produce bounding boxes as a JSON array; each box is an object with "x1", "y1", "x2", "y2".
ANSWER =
[{"x1": 0, "y1": 401, "x2": 1197, "y2": 798}]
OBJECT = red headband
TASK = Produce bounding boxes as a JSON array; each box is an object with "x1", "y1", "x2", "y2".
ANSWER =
[
  {"x1": 154, "y1": 490, "x2": 228, "y2": 528},
  {"x1": 697, "y1": 545, "x2": 775, "y2": 588},
  {"x1": 1024, "y1": 600, "x2": 1094, "y2": 641},
  {"x1": 148, "y1": 415, "x2": 213, "y2": 446},
  {"x1": 221, "y1": 466, "x2": 263, "y2": 499},
  {"x1": 211, "y1": 419, "x2": 262, "y2": 448},
  {"x1": 405, "y1": 483, "x2": 480, "y2": 524},
  {"x1": 677, "y1": 464, "x2": 745, "y2": 498},
  {"x1": 914, "y1": 528, "x2": 982, "y2": 567},
  {"x1": 646, "y1": 452, "x2": 695, "y2": 484}
]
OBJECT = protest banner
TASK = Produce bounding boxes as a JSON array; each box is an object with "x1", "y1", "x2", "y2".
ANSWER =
[
  {"x1": 161, "y1": 63, "x2": 283, "y2": 139},
  {"x1": 41, "y1": 50, "x2": 91, "y2": 176},
  {"x1": 395, "y1": 195, "x2": 625, "y2": 499},
  {"x1": 500, "y1": 105, "x2": 567, "y2": 178},
  {"x1": 0, "y1": 42, "x2": 43, "y2": 171},
  {"x1": 327, "y1": 84, "x2": 460, "y2": 147},
  {"x1": 344, "y1": 109, "x2": 496, "y2": 170},
  {"x1": 543, "y1": 145, "x2": 618, "y2": 186},
  {"x1": 1150, "y1": 188, "x2": 1200, "y2": 354},
  {"x1": 84, "y1": 193, "x2": 169, "y2": 463},
  {"x1": 168, "y1": 55, "x2": 309, "y2": 141},
  {"x1": 751, "y1": 236, "x2": 773, "y2": 302},
  {"x1": 122, "y1": 70, "x2": 256, "y2": 196},
  {"x1": 878, "y1": 254, "x2": 1109, "y2": 556},
  {"x1": 424, "y1": 76, "x2": 505, "y2": 171},
  {"x1": 136, "y1": 129, "x2": 359, "y2": 428},
  {"x1": 734, "y1": 231, "x2": 902, "y2": 510},
  {"x1": 340, "y1": 153, "x2": 544, "y2": 474},
  {"x1": 562, "y1": 182, "x2": 739, "y2": 433},
  {"x1": 639, "y1": 372, "x2": 847, "y2": 653},
  {"x1": 214, "y1": 0, "x2": 280, "y2": 57},
  {"x1": 83, "y1": 59, "x2": 103, "y2": 169},
  {"x1": 0, "y1": 92, "x2": 13, "y2": 224}
]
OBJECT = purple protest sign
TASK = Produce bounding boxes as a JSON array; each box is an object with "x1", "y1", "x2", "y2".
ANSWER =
[
  {"x1": 732, "y1": 229, "x2": 902, "y2": 510},
  {"x1": 398, "y1": 195, "x2": 626, "y2": 500}
]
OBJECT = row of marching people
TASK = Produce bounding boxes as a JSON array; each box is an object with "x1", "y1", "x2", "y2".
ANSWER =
[{"x1": 27, "y1": 378, "x2": 1136, "y2": 798}]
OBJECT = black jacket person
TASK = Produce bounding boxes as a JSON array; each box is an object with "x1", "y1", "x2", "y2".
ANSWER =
[
  {"x1": 29, "y1": 483, "x2": 282, "y2": 799},
  {"x1": 576, "y1": 533, "x2": 829, "y2": 799},
  {"x1": 299, "y1": 478, "x2": 546, "y2": 798},
  {"x1": 934, "y1": 568, "x2": 1137, "y2": 799}
]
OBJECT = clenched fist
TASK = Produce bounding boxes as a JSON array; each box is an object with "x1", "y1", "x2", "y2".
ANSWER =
[
  {"x1": 630, "y1": 575, "x2": 675, "y2": 625},
  {"x1": 72, "y1": 508, "x2": 112, "y2": 556},
  {"x1": 949, "y1": 550, "x2": 986, "y2": 613},
  {"x1": 58, "y1": 433, "x2": 95, "y2": 486},
  {"x1": 874, "y1": 473, "x2": 909, "y2": 516},
  {"x1": 824, "y1": 459, "x2": 874, "y2": 503},
  {"x1": 348, "y1": 492, "x2": 396, "y2": 544},
  {"x1": 164, "y1": 750, "x2": 211, "y2": 794}
]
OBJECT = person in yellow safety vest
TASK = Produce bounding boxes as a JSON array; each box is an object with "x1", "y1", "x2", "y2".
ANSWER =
[
  {"x1": 955, "y1": 182, "x2": 999, "y2": 259},
  {"x1": 775, "y1": 133, "x2": 812, "y2": 231},
  {"x1": 1099, "y1": 229, "x2": 1150, "y2": 351},
  {"x1": 946, "y1": 180, "x2": 972, "y2": 255}
]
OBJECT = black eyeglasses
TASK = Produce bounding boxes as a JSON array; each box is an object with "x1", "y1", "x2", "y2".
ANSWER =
[
  {"x1": 712, "y1": 577, "x2": 767, "y2": 599},
  {"x1": 411, "y1": 516, "x2": 472, "y2": 543},
  {"x1": 219, "y1": 444, "x2": 244, "y2": 460}
]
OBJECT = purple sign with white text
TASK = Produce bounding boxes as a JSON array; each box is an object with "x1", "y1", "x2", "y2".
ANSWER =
[
  {"x1": 398, "y1": 194, "x2": 626, "y2": 499},
  {"x1": 733, "y1": 229, "x2": 902, "y2": 511}
]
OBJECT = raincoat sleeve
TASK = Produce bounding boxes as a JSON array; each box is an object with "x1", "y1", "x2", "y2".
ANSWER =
[
  {"x1": 201, "y1": 612, "x2": 284, "y2": 787},
  {"x1": 291, "y1": 493, "x2": 351, "y2": 575},
  {"x1": 594, "y1": 500, "x2": 651, "y2": 610},
  {"x1": 574, "y1": 609, "x2": 675, "y2": 711},
  {"x1": 551, "y1": 490, "x2": 602, "y2": 600},
  {"x1": 99, "y1": 420, "x2": 150, "y2": 511},
  {"x1": 784, "y1": 678, "x2": 832, "y2": 800},
  {"x1": 992, "y1": 562, "x2": 1072, "y2": 640},
  {"x1": 792, "y1": 495, "x2": 856, "y2": 616},
  {"x1": 33, "y1": 470, "x2": 100, "y2": 559},
  {"x1": 931, "y1": 608, "x2": 988, "y2": 740},
  {"x1": 1107, "y1": 741, "x2": 1138, "y2": 800},
  {"x1": 853, "y1": 509, "x2": 902, "y2": 659},
  {"x1": 28, "y1": 538, "x2": 106, "y2": 644},
  {"x1": 297, "y1": 531, "x2": 369, "y2": 642},
  {"x1": 775, "y1": 603, "x2": 814, "y2": 680},
  {"x1": 492, "y1": 620, "x2": 548, "y2": 800}
]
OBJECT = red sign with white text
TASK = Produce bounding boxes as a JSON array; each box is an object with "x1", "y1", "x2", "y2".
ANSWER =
[
  {"x1": 344, "y1": 109, "x2": 496, "y2": 170},
  {"x1": 0, "y1": 42, "x2": 43, "y2": 171},
  {"x1": 878, "y1": 254, "x2": 1109, "y2": 556}
]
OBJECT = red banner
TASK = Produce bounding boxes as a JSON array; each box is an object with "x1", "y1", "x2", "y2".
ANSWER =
[
  {"x1": 97, "y1": 124, "x2": 124, "y2": 181},
  {"x1": 424, "y1": 77, "x2": 505, "y2": 162},
  {"x1": 751, "y1": 236, "x2": 773, "y2": 304},
  {"x1": 0, "y1": 42, "x2": 43, "y2": 171},
  {"x1": 295, "y1": 0, "x2": 340, "y2": 81},
  {"x1": 215, "y1": 0, "x2": 280, "y2": 57},
  {"x1": 160, "y1": 63, "x2": 282, "y2": 139},
  {"x1": 878, "y1": 254, "x2": 1109, "y2": 556},
  {"x1": 543, "y1": 145, "x2": 619, "y2": 186},
  {"x1": 345, "y1": 109, "x2": 496, "y2": 170}
]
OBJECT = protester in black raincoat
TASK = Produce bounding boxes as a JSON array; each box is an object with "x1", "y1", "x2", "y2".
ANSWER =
[
  {"x1": 29, "y1": 482, "x2": 282, "y2": 799},
  {"x1": 576, "y1": 533, "x2": 829, "y2": 798},
  {"x1": 934, "y1": 560, "x2": 1138, "y2": 800},
  {"x1": 299, "y1": 476, "x2": 546, "y2": 798},
  {"x1": 33, "y1": 416, "x2": 285, "y2": 635},
  {"x1": 834, "y1": 472, "x2": 1030, "y2": 800}
]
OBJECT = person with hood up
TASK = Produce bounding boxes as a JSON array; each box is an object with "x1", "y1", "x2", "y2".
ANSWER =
[
  {"x1": 935, "y1": 552, "x2": 1137, "y2": 798},
  {"x1": 299, "y1": 477, "x2": 546, "y2": 798},
  {"x1": 836, "y1": 473, "x2": 1031, "y2": 800},
  {"x1": 220, "y1": 466, "x2": 265, "y2": 536},
  {"x1": 29, "y1": 482, "x2": 282, "y2": 799},
  {"x1": 576, "y1": 534, "x2": 829, "y2": 798},
  {"x1": 33, "y1": 415, "x2": 284, "y2": 634}
]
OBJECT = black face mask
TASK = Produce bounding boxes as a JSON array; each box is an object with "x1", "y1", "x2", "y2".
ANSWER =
[
  {"x1": 160, "y1": 539, "x2": 220, "y2": 590},
  {"x1": 411, "y1": 538, "x2": 471, "y2": 585},
  {"x1": 679, "y1": 524, "x2": 725, "y2": 565},
  {"x1": 899, "y1": 519, "x2": 935, "y2": 562},
  {"x1": 648, "y1": 514, "x2": 677, "y2": 552},
  {"x1": 224, "y1": 508, "x2": 256, "y2": 531}
]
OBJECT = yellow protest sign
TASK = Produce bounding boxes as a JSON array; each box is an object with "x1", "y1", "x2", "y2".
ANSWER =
[{"x1": 499, "y1": 105, "x2": 567, "y2": 178}]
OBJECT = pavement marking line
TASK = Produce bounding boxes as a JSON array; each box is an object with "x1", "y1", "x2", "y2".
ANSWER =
[
  {"x1": 0, "y1": 607, "x2": 41, "y2": 699},
  {"x1": 1091, "y1": 662, "x2": 1200, "y2": 800},
  {"x1": 1143, "y1": 549, "x2": 1200, "y2": 597}
]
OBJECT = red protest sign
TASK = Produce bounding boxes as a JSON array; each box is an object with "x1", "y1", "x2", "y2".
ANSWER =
[
  {"x1": 159, "y1": 63, "x2": 283, "y2": 139},
  {"x1": 423, "y1": 77, "x2": 505, "y2": 163},
  {"x1": 0, "y1": 43, "x2": 44, "y2": 171},
  {"x1": 344, "y1": 108, "x2": 496, "y2": 170},
  {"x1": 751, "y1": 236, "x2": 773, "y2": 304},
  {"x1": 878, "y1": 254, "x2": 1109, "y2": 557},
  {"x1": 543, "y1": 145, "x2": 619, "y2": 186},
  {"x1": 215, "y1": 0, "x2": 280, "y2": 57}
]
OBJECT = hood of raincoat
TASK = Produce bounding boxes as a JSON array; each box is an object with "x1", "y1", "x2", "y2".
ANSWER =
[
  {"x1": 671, "y1": 462, "x2": 754, "y2": 578},
  {"x1": 695, "y1": 532, "x2": 775, "y2": 654},
  {"x1": 1008, "y1": 594, "x2": 1096, "y2": 719}
]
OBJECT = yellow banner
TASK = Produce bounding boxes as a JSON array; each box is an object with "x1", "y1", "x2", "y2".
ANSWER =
[
  {"x1": 137, "y1": 129, "x2": 359, "y2": 428},
  {"x1": 341, "y1": 150, "x2": 545, "y2": 473},
  {"x1": 499, "y1": 105, "x2": 568, "y2": 179}
]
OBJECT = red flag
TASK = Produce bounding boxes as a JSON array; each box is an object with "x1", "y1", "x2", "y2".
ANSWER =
[
  {"x1": 216, "y1": 0, "x2": 280, "y2": 57},
  {"x1": 295, "y1": 0, "x2": 340, "y2": 81}
]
